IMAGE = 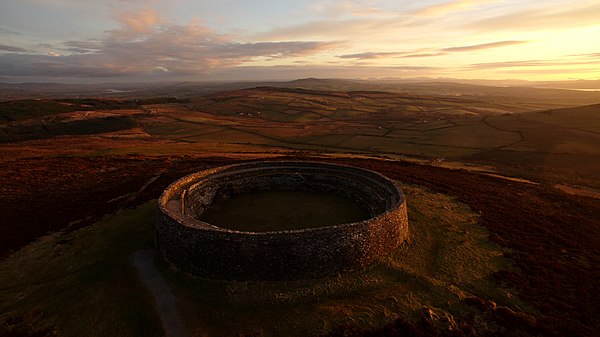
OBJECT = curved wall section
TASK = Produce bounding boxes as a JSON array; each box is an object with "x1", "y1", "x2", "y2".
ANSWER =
[{"x1": 156, "y1": 161, "x2": 409, "y2": 280}]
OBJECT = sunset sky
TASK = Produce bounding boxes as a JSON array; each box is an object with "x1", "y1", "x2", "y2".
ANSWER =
[{"x1": 1, "y1": 0, "x2": 599, "y2": 83}]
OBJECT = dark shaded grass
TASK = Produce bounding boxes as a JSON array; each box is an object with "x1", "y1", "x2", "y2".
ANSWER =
[
  {"x1": 0, "y1": 156, "x2": 228, "y2": 256},
  {"x1": 0, "y1": 202, "x2": 163, "y2": 337},
  {"x1": 0, "y1": 116, "x2": 140, "y2": 143},
  {"x1": 0, "y1": 99, "x2": 136, "y2": 122}
]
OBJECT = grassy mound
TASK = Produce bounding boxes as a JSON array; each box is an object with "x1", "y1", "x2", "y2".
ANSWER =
[{"x1": 1, "y1": 185, "x2": 531, "y2": 337}]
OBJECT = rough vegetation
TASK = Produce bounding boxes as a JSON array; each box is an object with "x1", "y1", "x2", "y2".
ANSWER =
[{"x1": 1, "y1": 156, "x2": 598, "y2": 336}]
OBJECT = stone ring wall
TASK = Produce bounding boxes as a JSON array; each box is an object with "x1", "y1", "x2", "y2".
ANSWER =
[{"x1": 156, "y1": 161, "x2": 409, "y2": 280}]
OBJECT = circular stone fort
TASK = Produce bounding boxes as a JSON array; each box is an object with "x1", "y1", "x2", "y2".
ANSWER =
[{"x1": 156, "y1": 161, "x2": 409, "y2": 280}]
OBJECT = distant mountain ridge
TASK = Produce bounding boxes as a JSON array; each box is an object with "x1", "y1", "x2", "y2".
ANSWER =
[{"x1": 2, "y1": 78, "x2": 600, "y2": 107}]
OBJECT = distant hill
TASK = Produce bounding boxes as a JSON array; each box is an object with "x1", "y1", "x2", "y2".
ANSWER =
[{"x1": 2, "y1": 78, "x2": 600, "y2": 109}]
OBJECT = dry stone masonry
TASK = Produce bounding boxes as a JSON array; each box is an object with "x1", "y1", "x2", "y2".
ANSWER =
[{"x1": 156, "y1": 161, "x2": 409, "y2": 280}]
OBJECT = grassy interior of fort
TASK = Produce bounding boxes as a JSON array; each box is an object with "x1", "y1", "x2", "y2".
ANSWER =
[{"x1": 199, "y1": 189, "x2": 371, "y2": 231}]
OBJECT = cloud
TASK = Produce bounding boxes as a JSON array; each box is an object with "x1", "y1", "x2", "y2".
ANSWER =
[
  {"x1": 255, "y1": 1, "x2": 499, "y2": 42},
  {"x1": 151, "y1": 66, "x2": 169, "y2": 73},
  {"x1": 500, "y1": 67, "x2": 600, "y2": 75},
  {"x1": 399, "y1": 52, "x2": 445, "y2": 58},
  {"x1": 208, "y1": 41, "x2": 338, "y2": 59},
  {"x1": 0, "y1": 10, "x2": 339, "y2": 79},
  {"x1": 413, "y1": 0, "x2": 495, "y2": 17},
  {"x1": 338, "y1": 50, "x2": 447, "y2": 60},
  {"x1": 115, "y1": 9, "x2": 164, "y2": 33},
  {"x1": 391, "y1": 65, "x2": 438, "y2": 70},
  {"x1": 0, "y1": 44, "x2": 31, "y2": 53},
  {"x1": 311, "y1": 1, "x2": 388, "y2": 18},
  {"x1": 442, "y1": 40, "x2": 527, "y2": 52},
  {"x1": 338, "y1": 51, "x2": 408, "y2": 59},
  {"x1": 254, "y1": 18, "x2": 380, "y2": 40},
  {"x1": 469, "y1": 60, "x2": 549, "y2": 69},
  {"x1": 573, "y1": 52, "x2": 600, "y2": 59},
  {"x1": 468, "y1": 59, "x2": 600, "y2": 69},
  {"x1": 0, "y1": 27, "x2": 21, "y2": 35},
  {"x1": 338, "y1": 40, "x2": 526, "y2": 60},
  {"x1": 463, "y1": 2, "x2": 600, "y2": 32},
  {"x1": 0, "y1": 53, "x2": 129, "y2": 78},
  {"x1": 63, "y1": 40, "x2": 103, "y2": 53}
]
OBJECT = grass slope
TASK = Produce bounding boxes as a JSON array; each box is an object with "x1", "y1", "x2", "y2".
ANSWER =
[
  {"x1": 1, "y1": 185, "x2": 532, "y2": 337},
  {"x1": 0, "y1": 156, "x2": 598, "y2": 336},
  {"x1": 0, "y1": 202, "x2": 163, "y2": 337}
]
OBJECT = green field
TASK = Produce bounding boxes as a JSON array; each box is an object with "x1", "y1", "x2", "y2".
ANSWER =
[
  {"x1": 1, "y1": 85, "x2": 599, "y2": 188},
  {"x1": 0, "y1": 116, "x2": 138, "y2": 143},
  {"x1": 0, "y1": 99, "x2": 136, "y2": 122}
]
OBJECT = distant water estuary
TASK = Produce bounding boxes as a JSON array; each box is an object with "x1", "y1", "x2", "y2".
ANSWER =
[{"x1": 537, "y1": 87, "x2": 600, "y2": 91}]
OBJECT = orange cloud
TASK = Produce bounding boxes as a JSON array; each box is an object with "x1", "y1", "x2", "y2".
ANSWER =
[
  {"x1": 462, "y1": 2, "x2": 600, "y2": 32},
  {"x1": 117, "y1": 9, "x2": 164, "y2": 33},
  {"x1": 414, "y1": 0, "x2": 495, "y2": 17},
  {"x1": 442, "y1": 40, "x2": 527, "y2": 52},
  {"x1": 338, "y1": 40, "x2": 526, "y2": 60}
]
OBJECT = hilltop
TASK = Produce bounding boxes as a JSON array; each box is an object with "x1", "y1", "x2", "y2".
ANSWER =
[{"x1": 1, "y1": 81, "x2": 599, "y2": 337}]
